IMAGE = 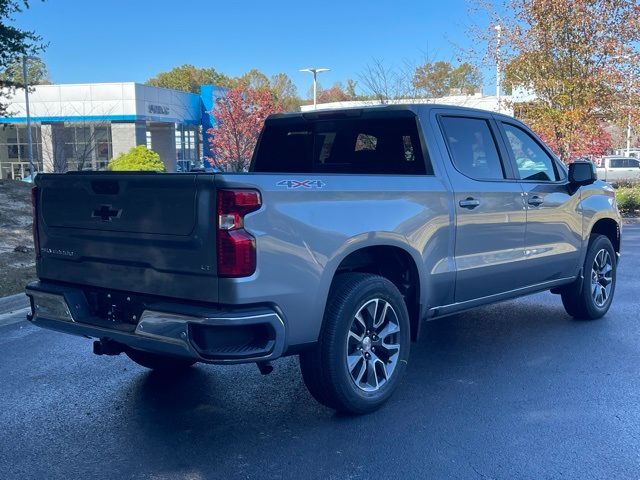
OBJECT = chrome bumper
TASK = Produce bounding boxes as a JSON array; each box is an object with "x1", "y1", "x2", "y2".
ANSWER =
[{"x1": 25, "y1": 283, "x2": 286, "y2": 364}]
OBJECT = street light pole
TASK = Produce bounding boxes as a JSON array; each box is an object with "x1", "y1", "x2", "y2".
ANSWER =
[
  {"x1": 300, "y1": 68, "x2": 330, "y2": 109},
  {"x1": 22, "y1": 56, "x2": 35, "y2": 177},
  {"x1": 627, "y1": 110, "x2": 632, "y2": 157},
  {"x1": 614, "y1": 54, "x2": 634, "y2": 157},
  {"x1": 494, "y1": 24, "x2": 502, "y2": 113}
]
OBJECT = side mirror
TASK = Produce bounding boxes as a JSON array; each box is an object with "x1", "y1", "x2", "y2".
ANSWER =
[{"x1": 569, "y1": 161, "x2": 597, "y2": 187}]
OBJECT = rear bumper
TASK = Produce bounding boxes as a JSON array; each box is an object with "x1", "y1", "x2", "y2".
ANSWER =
[{"x1": 25, "y1": 282, "x2": 286, "y2": 364}]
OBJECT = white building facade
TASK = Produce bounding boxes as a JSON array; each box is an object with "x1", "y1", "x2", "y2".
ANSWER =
[
  {"x1": 0, "y1": 82, "x2": 207, "y2": 179},
  {"x1": 299, "y1": 93, "x2": 514, "y2": 115}
]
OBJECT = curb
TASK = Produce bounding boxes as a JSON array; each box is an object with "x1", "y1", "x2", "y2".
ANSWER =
[{"x1": 623, "y1": 217, "x2": 640, "y2": 225}]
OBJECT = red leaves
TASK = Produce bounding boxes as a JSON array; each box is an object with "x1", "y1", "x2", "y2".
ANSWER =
[{"x1": 208, "y1": 88, "x2": 281, "y2": 172}]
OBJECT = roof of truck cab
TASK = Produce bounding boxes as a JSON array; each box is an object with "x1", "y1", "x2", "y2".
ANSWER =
[{"x1": 268, "y1": 104, "x2": 516, "y2": 121}]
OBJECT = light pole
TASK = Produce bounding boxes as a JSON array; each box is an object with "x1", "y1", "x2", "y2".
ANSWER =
[
  {"x1": 300, "y1": 68, "x2": 330, "y2": 109},
  {"x1": 613, "y1": 54, "x2": 634, "y2": 157},
  {"x1": 22, "y1": 56, "x2": 37, "y2": 178},
  {"x1": 494, "y1": 24, "x2": 502, "y2": 113}
]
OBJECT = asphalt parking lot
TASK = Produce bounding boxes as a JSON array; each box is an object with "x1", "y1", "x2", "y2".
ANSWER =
[{"x1": 1, "y1": 225, "x2": 639, "y2": 480}]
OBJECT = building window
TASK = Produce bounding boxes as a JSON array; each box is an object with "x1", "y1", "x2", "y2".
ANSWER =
[
  {"x1": 0, "y1": 124, "x2": 42, "y2": 180},
  {"x1": 61, "y1": 123, "x2": 113, "y2": 172}
]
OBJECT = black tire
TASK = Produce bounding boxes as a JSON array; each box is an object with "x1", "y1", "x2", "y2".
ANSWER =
[
  {"x1": 300, "y1": 273, "x2": 411, "y2": 414},
  {"x1": 125, "y1": 348, "x2": 196, "y2": 373},
  {"x1": 561, "y1": 234, "x2": 616, "y2": 320}
]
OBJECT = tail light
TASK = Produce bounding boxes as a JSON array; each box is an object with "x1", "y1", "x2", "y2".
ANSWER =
[
  {"x1": 216, "y1": 189, "x2": 261, "y2": 277},
  {"x1": 31, "y1": 186, "x2": 41, "y2": 259}
]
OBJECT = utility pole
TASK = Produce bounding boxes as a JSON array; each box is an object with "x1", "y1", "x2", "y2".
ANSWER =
[
  {"x1": 22, "y1": 56, "x2": 36, "y2": 177},
  {"x1": 300, "y1": 68, "x2": 330, "y2": 109},
  {"x1": 494, "y1": 24, "x2": 502, "y2": 113}
]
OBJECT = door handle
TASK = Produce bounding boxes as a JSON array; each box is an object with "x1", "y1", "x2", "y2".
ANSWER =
[
  {"x1": 459, "y1": 197, "x2": 480, "y2": 209},
  {"x1": 528, "y1": 196, "x2": 544, "y2": 206}
]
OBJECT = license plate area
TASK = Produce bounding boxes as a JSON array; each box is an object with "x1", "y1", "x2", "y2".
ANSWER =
[{"x1": 84, "y1": 288, "x2": 146, "y2": 326}]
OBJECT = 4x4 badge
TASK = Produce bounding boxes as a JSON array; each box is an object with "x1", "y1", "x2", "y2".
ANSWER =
[{"x1": 276, "y1": 179, "x2": 325, "y2": 189}]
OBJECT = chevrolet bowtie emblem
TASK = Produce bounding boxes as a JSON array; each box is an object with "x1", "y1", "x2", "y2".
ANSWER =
[{"x1": 92, "y1": 205, "x2": 122, "y2": 222}]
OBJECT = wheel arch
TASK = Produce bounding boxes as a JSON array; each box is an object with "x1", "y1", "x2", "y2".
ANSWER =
[
  {"x1": 320, "y1": 242, "x2": 424, "y2": 342},
  {"x1": 590, "y1": 217, "x2": 621, "y2": 254}
]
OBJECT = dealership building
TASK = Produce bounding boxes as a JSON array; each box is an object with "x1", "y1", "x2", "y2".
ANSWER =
[{"x1": 0, "y1": 82, "x2": 226, "y2": 179}]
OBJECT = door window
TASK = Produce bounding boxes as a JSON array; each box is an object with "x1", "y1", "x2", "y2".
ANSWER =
[
  {"x1": 502, "y1": 123, "x2": 559, "y2": 181},
  {"x1": 439, "y1": 116, "x2": 505, "y2": 180},
  {"x1": 610, "y1": 159, "x2": 624, "y2": 168}
]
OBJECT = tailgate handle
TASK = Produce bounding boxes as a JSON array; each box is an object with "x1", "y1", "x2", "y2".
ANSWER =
[{"x1": 91, "y1": 180, "x2": 120, "y2": 195}]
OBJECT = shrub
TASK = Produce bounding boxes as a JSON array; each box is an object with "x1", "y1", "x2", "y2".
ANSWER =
[
  {"x1": 107, "y1": 146, "x2": 166, "y2": 172},
  {"x1": 616, "y1": 187, "x2": 640, "y2": 213}
]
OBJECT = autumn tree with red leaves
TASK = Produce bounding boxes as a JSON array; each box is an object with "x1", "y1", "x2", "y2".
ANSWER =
[
  {"x1": 208, "y1": 88, "x2": 280, "y2": 172},
  {"x1": 472, "y1": 0, "x2": 640, "y2": 162}
]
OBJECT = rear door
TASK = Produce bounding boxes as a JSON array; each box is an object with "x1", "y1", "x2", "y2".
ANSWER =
[
  {"x1": 435, "y1": 111, "x2": 527, "y2": 303},
  {"x1": 496, "y1": 119, "x2": 582, "y2": 284},
  {"x1": 623, "y1": 158, "x2": 640, "y2": 181},
  {"x1": 607, "y1": 158, "x2": 626, "y2": 182},
  {"x1": 35, "y1": 172, "x2": 219, "y2": 303}
]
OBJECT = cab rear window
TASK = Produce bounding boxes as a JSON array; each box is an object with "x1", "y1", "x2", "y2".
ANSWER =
[{"x1": 252, "y1": 115, "x2": 431, "y2": 175}]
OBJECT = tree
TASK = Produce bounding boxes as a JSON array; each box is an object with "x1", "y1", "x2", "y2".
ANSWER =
[
  {"x1": 317, "y1": 82, "x2": 351, "y2": 103},
  {"x1": 0, "y1": 57, "x2": 50, "y2": 86},
  {"x1": 473, "y1": 0, "x2": 640, "y2": 161},
  {"x1": 146, "y1": 64, "x2": 233, "y2": 93},
  {"x1": 413, "y1": 61, "x2": 481, "y2": 97},
  {"x1": 345, "y1": 79, "x2": 358, "y2": 99},
  {"x1": 413, "y1": 61, "x2": 451, "y2": 97},
  {"x1": 358, "y1": 58, "x2": 406, "y2": 103},
  {"x1": 269, "y1": 72, "x2": 300, "y2": 111},
  {"x1": 449, "y1": 63, "x2": 482, "y2": 95},
  {"x1": 107, "y1": 145, "x2": 165, "y2": 172},
  {"x1": 208, "y1": 88, "x2": 280, "y2": 172},
  {"x1": 0, "y1": 0, "x2": 46, "y2": 116},
  {"x1": 237, "y1": 68, "x2": 270, "y2": 92}
]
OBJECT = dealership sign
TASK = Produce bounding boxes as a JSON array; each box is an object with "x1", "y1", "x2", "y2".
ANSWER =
[{"x1": 148, "y1": 104, "x2": 170, "y2": 115}]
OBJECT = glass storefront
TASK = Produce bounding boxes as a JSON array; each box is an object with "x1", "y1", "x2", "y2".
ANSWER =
[
  {"x1": 176, "y1": 125, "x2": 199, "y2": 172},
  {"x1": 1, "y1": 121, "x2": 200, "y2": 178},
  {"x1": 0, "y1": 122, "x2": 113, "y2": 178}
]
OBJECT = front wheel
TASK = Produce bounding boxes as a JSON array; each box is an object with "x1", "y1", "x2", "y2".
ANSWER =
[
  {"x1": 300, "y1": 273, "x2": 411, "y2": 414},
  {"x1": 125, "y1": 348, "x2": 196, "y2": 373},
  {"x1": 561, "y1": 234, "x2": 617, "y2": 320}
]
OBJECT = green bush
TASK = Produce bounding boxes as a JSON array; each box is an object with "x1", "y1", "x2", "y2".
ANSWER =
[
  {"x1": 616, "y1": 187, "x2": 640, "y2": 213},
  {"x1": 107, "y1": 146, "x2": 166, "y2": 172}
]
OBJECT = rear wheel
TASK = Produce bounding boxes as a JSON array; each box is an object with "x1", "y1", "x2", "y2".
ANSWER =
[
  {"x1": 561, "y1": 234, "x2": 616, "y2": 320},
  {"x1": 300, "y1": 273, "x2": 411, "y2": 414},
  {"x1": 125, "y1": 348, "x2": 196, "y2": 373}
]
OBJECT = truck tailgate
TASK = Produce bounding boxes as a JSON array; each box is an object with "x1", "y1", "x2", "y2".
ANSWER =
[{"x1": 35, "y1": 173, "x2": 219, "y2": 303}]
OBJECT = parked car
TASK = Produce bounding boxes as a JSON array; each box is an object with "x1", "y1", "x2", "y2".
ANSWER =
[
  {"x1": 26, "y1": 105, "x2": 621, "y2": 414},
  {"x1": 597, "y1": 156, "x2": 640, "y2": 183}
]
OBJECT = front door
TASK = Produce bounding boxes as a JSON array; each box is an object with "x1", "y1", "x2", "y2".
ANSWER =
[
  {"x1": 497, "y1": 120, "x2": 582, "y2": 284},
  {"x1": 437, "y1": 113, "x2": 527, "y2": 303}
]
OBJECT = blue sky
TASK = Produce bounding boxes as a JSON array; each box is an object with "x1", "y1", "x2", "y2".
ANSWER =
[{"x1": 12, "y1": 0, "x2": 495, "y2": 96}]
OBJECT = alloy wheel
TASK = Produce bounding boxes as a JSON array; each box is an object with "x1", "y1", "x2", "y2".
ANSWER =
[
  {"x1": 346, "y1": 298, "x2": 401, "y2": 392},
  {"x1": 591, "y1": 248, "x2": 613, "y2": 308}
]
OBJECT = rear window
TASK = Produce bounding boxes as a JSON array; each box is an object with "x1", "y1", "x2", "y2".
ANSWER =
[{"x1": 252, "y1": 116, "x2": 430, "y2": 175}]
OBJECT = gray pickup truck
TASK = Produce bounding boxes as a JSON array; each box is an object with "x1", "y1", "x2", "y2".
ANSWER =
[{"x1": 26, "y1": 105, "x2": 621, "y2": 414}]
